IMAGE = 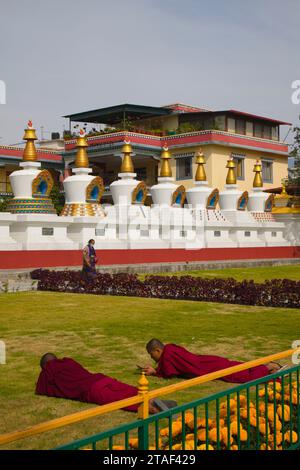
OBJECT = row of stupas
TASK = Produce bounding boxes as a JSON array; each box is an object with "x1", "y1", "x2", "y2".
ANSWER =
[{"x1": 5, "y1": 121, "x2": 276, "y2": 216}]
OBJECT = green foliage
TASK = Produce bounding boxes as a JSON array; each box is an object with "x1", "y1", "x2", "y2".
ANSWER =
[
  {"x1": 0, "y1": 196, "x2": 12, "y2": 212},
  {"x1": 50, "y1": 184, "x2": 65, "y2": 214},
  {"x1": 289, "y1": 122, "x2": 300, "y2": 190},
  {"x1": 177, "y1": 123, "x2": 197, "y2": 133}
]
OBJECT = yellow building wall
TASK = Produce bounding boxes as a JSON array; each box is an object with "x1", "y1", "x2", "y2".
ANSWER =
[
  {"x1": 156, "y1": 144, "x2": 288, "y2": 192},
  {"x1": 209, "y1": 145, "x2": 288, "y2": 191}
]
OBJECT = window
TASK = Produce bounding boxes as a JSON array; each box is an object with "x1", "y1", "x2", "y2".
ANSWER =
[
  {"x1": 263, "y1": 125, "x2": 271, "y2": 140},
  {"x1": 176, "y1": 155, "x2": 193, "y2": 180},
  {"x1": 254, "y1": 123, "x2": 263, "y2": 138},
  {"x1": 235, "y1": 119, "x2": 246, "y2": 135},
  {"x1": 231, "y1": 153, "x2": 245, "y2": 180},
  {"x1": 244, "y1": 231, "x2": 251, "y2": 237},
  {"x1": 214, "y1": 231, "x2": 221, "y2": 237},
  {"x1": 262, "y1": 160, "x2": 273, "y2": 183},
  {"x1": 272, "y1": 126, "x2": 279, "y2": 141}
]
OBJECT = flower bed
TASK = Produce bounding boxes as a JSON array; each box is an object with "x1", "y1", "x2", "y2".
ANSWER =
[
  {"x1": 113, "y1": 381, "x2": 299, "y2": 450},
  {"x1": 30, "y1": 270, "x2": 300, "y2": 308}
]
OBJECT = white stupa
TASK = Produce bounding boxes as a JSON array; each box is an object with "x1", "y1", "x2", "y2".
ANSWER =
[
  {"x1": 61, "y1": 129, "x2": 105, "y2": 216},
  {"x1": 110, "y1": 139, "x2": 147, "y2": 206},
  {"x1": 151, "y1": 145, "x2": 185, "y2": 207},
  {"x1": 7, "y1": 120, "x2": 56, "y2": 214},
  {"x1": 248, "y1": 160, "x2": 269, "y2": 212},
  {"x1": 219, "y1": 158, "x2": 243, "y2": 211},
  {"x1": 186, "y1": 150, "x2": 212, "y2": 208}
]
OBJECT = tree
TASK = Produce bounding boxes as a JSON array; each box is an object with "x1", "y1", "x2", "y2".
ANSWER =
[
  {"x1": 50, "y1": 184, "x2": 65, "y2": 215},
  {"x1": 288, "y1": 121, "x2": 300, "y2": 193},
  {"x1": 0, "y1": 196, "x2": 12, "y2": 212}
]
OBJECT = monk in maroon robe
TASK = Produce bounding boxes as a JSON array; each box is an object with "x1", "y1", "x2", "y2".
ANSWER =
[
  {"x1": 142, "y1": 339, "x2": 281, "y2": 383},
  {"x1": 36, "y1": 353, "x2": 175, "y2": 413}
]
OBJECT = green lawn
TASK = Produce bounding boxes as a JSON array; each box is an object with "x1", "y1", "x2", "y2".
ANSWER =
[
  {"x1": 140, "y1": 264, "x2": 300, "y2": 282},
  {"x1": 0, "y1": 290, "x2": 300, "y2": 449}
]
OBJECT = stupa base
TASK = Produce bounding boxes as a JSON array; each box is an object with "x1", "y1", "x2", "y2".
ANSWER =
[
  {"x1": 6, "y1": 198, "x2": 56, "y2": 214},
  {"x1": 60, "y1": 203, "x2": 106, "y2": 217}
]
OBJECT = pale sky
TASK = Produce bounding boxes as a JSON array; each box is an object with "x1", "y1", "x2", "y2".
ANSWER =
[{"x1": 0, "y1": 0, "x2": 299, "y2": 145}]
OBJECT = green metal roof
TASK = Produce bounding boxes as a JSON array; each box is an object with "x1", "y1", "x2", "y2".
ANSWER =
[{"x1": 63, "y1": 103, "x2": 172, "y2": 125}]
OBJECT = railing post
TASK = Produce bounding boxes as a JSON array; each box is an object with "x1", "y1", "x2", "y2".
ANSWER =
[
  {"x1": 137, "y1": 371, "x2": 149, "y2": 420},
  {"x1": 137, "y1": 372, "x2": 149, "y2": 450}
]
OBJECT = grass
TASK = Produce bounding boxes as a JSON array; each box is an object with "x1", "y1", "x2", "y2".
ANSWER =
[
  {"x1": 139, "y1": 264, "x2": 300, "y2": 283},
  {"x1": 0, "y1": 288, "x2": 300, "y2": 449}
]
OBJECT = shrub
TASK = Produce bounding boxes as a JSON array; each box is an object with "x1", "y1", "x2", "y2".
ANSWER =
[{"x1": 30, "y1": 270, "x2": 300, "y2": 308}]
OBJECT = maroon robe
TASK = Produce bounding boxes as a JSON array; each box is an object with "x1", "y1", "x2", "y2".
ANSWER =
[
  {"x1": 35, "y1": 357, "x2": 138, "y2": 412},
  {"x1": 155, "y1": 344, "x2": 269, "y2": 383}
]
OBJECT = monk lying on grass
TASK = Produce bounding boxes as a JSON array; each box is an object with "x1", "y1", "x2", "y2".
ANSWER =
[
  {"x1": 36, "y1": 353, "x2": 177, "y2": 413},
  {"x1": 141, "y1": 339, "x2": 282, "y2": 383}
]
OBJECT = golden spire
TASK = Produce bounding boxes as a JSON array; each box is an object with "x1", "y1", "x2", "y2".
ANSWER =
[
  {"x1": 195, "y1": 149, "x2": 206, "y2": 181},
  {"x1": 160, "y1": 145, "x2": 172, "y2": 177},
  {"x1": 75, "y1": 129, "x2": 89, "y2": 168},
  {"x1": 23, "y1": 120, "x2": 38, "y2": 162},
  {"x1": 120, "y1": 139, "x2": 134, "y2": 173},
  {"x1": 281, "y1": 180, "x2": 288, "y2": 196},
  {"x1": 253, "y1": 160, "x2": 263, "y2": 188},
  {"x1": 226, "y1": 158, "x2": 236, "y2": 185}
]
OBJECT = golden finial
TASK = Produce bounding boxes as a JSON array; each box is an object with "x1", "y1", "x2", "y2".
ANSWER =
[
  {"x1": 160, "y1": 144, "x2": 172, "y2": 177},
  {"x1": 23, "y1": 120, "x2": 38, "y2": 162},
  {"x1": 120, "y1": 139, "x2": 134, "y2": 173},
  {"x1": 137, "y1": 371, "x2": 149, "y2": 419},
  {"x1": 75, "y1": 129, "x2": 89, "y2": 168},
  {"x1": 253, "y1": 160, "x2": 263, "y2": 188},
  {"x1": 195, "y1": 149, "x2": 206, "y2": 181},
  {"x1": 226, "y1": 157, "x2": 236, "y2": 185}
]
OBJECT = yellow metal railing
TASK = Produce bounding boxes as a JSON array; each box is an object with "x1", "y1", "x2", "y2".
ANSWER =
[{"x1": 1, "y1": 347, "x2": 299, "y2": 446}]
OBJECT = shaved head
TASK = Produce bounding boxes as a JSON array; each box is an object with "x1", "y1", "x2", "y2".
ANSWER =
[
  {"x1": 146, "y1": 338, "x2": 164, "y2": 353},
  {"x1": 40, "y1": 352, "x2": 57, "y2": 369}
]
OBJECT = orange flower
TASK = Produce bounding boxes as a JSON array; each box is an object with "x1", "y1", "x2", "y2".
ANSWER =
[
  {"x1": 171, "y1": 443, "x2": 182, "y2": 450},
  {"x1": 208, "y1": 428, "x2": 218, "y2": 443},
  {"x1": 112, "y1": 446, "x2": 125, "y2": 450},
  {"x1": 230, "y1": 420, "x2": 244, "y2": 436},
  {"x1": 185, "y1": 441, "x2": 195, "y2": 450},
  {"x1": 240, "y1": 430, "x2": 248, "y2": 441},
  {"x1": 197, "y1": 429, "x2": 208, "y2": 442},
  {"x1": 250, "y1": 416, "x2": 257, "y2": 427},
  {"x1": 284, "y1": 431, "x2": 298, "y2": 444},
  {"x1": 220, "y1": 427, "x2": 234, "y2": 446},
  {"x1": 258, "y1": 417, "x2": 270, "y2": 435},
  {"x1": 292, "y1": 393, "x2": 298, "y2": 405},
  {"x1": 129, "y1": 438, "x2": 139, "y2": 449},
  {"x1": 268, "y1": 433, "x2": 282, "y2": 445},
  {"x1": 210, "y1": 418, "x2": 225, "y2": 429},
  {"x1": 277, "y1": 405, "x2": 290, "y2": 422},
  {"x1": 260, "y1": 444, "x2": 271, "y2": 450},
  {"x1": 160, "y1": 422, "x2": 182, "y2": 437},
  {"x1": 197, "y1": 444, "x2": 214, "y2": 450},
  {"x1": 230, "y1": 445, "x2": 239, "y2": 450}
]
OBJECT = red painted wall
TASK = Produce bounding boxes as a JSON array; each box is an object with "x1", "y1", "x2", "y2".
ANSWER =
[{"x1": 0, "y1": 246, "x2": 299, "y2": 270}]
